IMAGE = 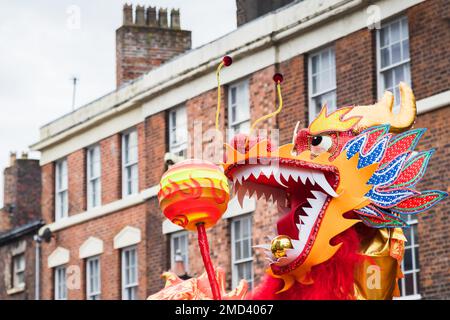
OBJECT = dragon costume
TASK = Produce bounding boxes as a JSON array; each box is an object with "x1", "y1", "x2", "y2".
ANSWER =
[{"x1": 149, "y1": 60, "x2": 447, "y2": 300}]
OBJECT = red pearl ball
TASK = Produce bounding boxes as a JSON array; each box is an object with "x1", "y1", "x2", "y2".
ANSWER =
[
  {"x1": 223, "y1": 56, "x2": 233, "y2": 66},
  {"x1": 273, "y1": 73, "x2": 284, "y2": 83}
]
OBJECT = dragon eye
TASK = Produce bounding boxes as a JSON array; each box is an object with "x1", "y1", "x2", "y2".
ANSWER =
[{"x1": 311, "y1": 135, "x2": 333, "y2": 152}]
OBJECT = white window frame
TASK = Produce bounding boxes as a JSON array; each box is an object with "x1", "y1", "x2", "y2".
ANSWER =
[
  {"x1": 170, "y1": 231, "x2": 189, "y2": 273},
  {"x1": 168, "y1": 105, "x2": 188, "y2": 157},
  {"x1": 87, "y1": 145, "x2": 101, "y2": 209},
  {"x1": 228, "y1": 79, "x2": 250, "y2": 139},
  {"x1": 86, "y1": 256, "x2": 101, "y2": 300},
  {"x1": 397, "y1": 215, "x2": 421, "y2": 300},
  {"x1": 121, "y1": 129, "x2": 139, "y2": 197},
  {"x1": 121, "y1": 246, "x2": 138, "y2": 300},
  {"x1": 308, "y1": 46, "x2": 337, "y2": 123},
  {"x1": 54, "y1": 265, "x2": 67, "y2": 300},
  {"x1": 12, "y1": 253, "x2": 25, "y2": 289},
  {"x1": 231, "y1": 214, "x2": 254, "y2": 289},
  {"x1": 55, "y1": 158, "x2": 68, "y2": 221},
  {"x1": 376, "y1": 16, "x2": 411, "y2": 109}
]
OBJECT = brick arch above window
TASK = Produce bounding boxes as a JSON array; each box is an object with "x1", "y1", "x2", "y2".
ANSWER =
[
  {"x1": 113, "y1": 226, "x2": 141, "y2": 249},
  {"x1": 48, "y1": 247, "x2": 70, "y2": 268},
  {"x1": 79, "y1": 237, "x2": 104, "y2": 259}
]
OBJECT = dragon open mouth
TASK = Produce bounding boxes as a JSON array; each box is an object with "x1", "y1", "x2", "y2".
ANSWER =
[{"x1": 226, "y1": 159, "x2": 340, "y2": 270}]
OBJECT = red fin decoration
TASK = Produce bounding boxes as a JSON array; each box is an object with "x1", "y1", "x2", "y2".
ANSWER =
[
  {"x1": 361, "y1": 125, "x2": 390, "y2": 154},
  {"x1": 392, "y1": 191, "x2": 448, "y2": 214},
  {"x1": 380, "y1": 129, "x2": 426, "y2": 167},
  {"x1": 358, "y1": 212, "x2": 407, "y2": 228},
  {"x1": 388, "y1": 150, "x2": 434, "y2": 189}
]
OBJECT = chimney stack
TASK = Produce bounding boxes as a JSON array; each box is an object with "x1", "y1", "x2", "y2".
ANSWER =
[
  {"x1": 116, "y1": 4, "x2": 192, "y2": 87},
  {"x1": 9, "y1": 151, "x2": 16, "y2": 167},
  {"x1": 170, "y1": 9, "x2": 181, "y2": 30},
  {"x1": 1, "y1": 153, "x2": 41, "y2": 232},
  {"x1": 123, "y1": 3, "x2": 133, "y2": 25},
  {"x1": 158, "y1": 8, "x2": 168, "y2": 28},
  {"x1": 147, "y1": 7, "x2": 157, "y2": 27},
  {"x1": 135, "y1": 5, "x2": 146, "y2": 25}
]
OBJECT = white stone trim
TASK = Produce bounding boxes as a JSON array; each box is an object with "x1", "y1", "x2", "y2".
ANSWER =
[
  {"x1": 222, "y1": 195, "x2": 256, "y2": 219},
  {"x1": 48, "y1": 247, "x2": 70, "y2": 268},
  {"x1": 79, "y1": 237, "x2": 104, "y2": 259},
  {"x1": 32, "y1": 0, "x2": 425, "y2": 164},
  {"x1": 113, "y1": 226, "x2": 142, "y2": 249},
  {"x1": 162, "y1": 219, "x2": 184, "y2": 235},
  {"x1": 38, "y1": 185, "x2": 159, "y2": 235},
  {"x1": 417, "y1": 90, "x2": 450, "y2": 115}
]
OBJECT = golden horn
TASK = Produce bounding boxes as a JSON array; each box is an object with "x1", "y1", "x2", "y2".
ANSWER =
[{"x1": 344, "y1": 82, "x2": 416, "y2": 133}]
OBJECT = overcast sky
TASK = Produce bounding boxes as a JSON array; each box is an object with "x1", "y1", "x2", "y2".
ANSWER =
[{"x1": 0, "y1": 0, "x2": 237, "y2": 206}]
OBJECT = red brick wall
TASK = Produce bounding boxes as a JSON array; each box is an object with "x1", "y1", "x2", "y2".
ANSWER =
[
  {"x1": 146, "y1": 198, "x2": 169, "y2": 294},
  {"x1": 278, "y1": 55, "x2": 307, "y2": 144},
  {"x1": 336, "y1": 28, "x2": 376, "y2": 106},
  {"x1": 68, "y1": 149, "x2": 86, "y2": 215},
  {"x1": 41, "y1": 163, "x2": 55, "y2": 223},
  {"x1": 100, "y1": 134, "x2": 121, "y2": 205},
  {"x1": 40, "y1": 204, "x2": 148, "y2": 300},
  {"x1": 415, "y1": 106, "x2": 450, "y2": 299},
  {"x1": 144, "y1": 113, "x2": 166, "y2": 187},
  {"x1": 186, "y1": 87, "x2": 226, "y2": 161},
  {"x1": 408, "y1": 0, "x2": 450, "y2": 100}
]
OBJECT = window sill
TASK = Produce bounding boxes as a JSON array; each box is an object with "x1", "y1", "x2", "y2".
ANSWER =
[
  {"x1": 394, "y1": 294, "x2": 421, "y2": 300},
  {"x1": 7, "y1": 286, "x2": 25, "y2": 295}
]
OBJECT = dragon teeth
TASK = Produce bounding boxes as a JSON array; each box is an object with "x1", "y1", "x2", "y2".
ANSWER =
[{"x1": 311, "y1": 171, "x2": 338, "y2": 197}]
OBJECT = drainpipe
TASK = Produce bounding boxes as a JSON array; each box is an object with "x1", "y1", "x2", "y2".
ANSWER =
[{"x1": 33, "y1": 234, "x2": 42, "y2": 300}]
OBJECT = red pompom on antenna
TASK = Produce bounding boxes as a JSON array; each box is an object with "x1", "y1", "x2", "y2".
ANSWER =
[
  {"x1": 222, "y1": 56, "x2": 233, "y2": 66},
  {"x1": 273, "y1": 73, "x2": 284, "y2": 84}
]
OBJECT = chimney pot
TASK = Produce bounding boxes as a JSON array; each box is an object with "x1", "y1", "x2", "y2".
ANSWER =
[
  {"x1": 123, "y1": 4, "x2": 133, "y2": 25},
  {"x1": 135, "y1": 5, "x2": 146, "y2": 26},
  {"x1": 9, "y1": 152, "x2": 17, "y2": 166},
  {"x1": 170, "y1": 9, "x2": 181, "y2": 30},
  {"x1": 158, "y1": 8, "x2": 168, "y2": 28},
  {"x1": 21, "y1": 152, "x2": 28, "y2": 159},
  {"x1": 146, "y1": 6, "x2": 157, "y2": 27}
]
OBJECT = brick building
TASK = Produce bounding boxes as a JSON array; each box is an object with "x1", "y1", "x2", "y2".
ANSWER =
[
  {"x1": 0, "y1": 153, "x2": 43, "y2": 300},
  {"x1": 31, "y1": 0, "x2": 449, "y2": 300}
]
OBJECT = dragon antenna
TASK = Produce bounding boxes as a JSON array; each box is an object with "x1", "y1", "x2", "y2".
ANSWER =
[
  {"x1": 247, "y1": 73, "x2": 284, "y2": 144},
  {"x1": 215, "y1": 56, "x2": 233, "y2": 132}
]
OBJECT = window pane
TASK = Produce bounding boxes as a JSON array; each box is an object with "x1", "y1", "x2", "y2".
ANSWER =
[
  {"x1": 242, "y1": 239, "x2": 250, "y2": 258},
  {"x1": 404, "y1": 273, "x2": 415, "y2": 296},
  {"x1": 402, "y1": 40, "x2": 409, "y2": 60},
  {"x1": 391, "y1": 43, "x2": 401, "y2": 65},
  {"x1": 404, "y1": 248, "x2": 413, "y2": 271},
  {"x1": 234, "y1": 220, "x2": 241, "y2": 241},
  {"x1": 382, "y1": 69, "x2": 394, "y2": 92},
  {"x1": 381, "y1": 48, "x2": 390, "y2": 68},
  {"x1": 390, "y1": 21, "x2": 400, "y2": 43},
  {"x1": 380, "y1": 27, "x2": 388, "y2": 47},
  {"x1": 231, "y1": 87, "x2": 236, "y2": 105}
]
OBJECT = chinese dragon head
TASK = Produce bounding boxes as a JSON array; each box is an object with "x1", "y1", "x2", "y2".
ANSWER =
[{"x1": 221, "y1": 82, "x2": 447, "y2": 299}]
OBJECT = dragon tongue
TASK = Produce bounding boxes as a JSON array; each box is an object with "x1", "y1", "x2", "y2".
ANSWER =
[{"x1": 276, "y1": 207, "x2": 300, "y2": 240}]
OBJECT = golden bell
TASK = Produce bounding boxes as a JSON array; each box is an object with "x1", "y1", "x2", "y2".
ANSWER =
[{"x1": 271, "y1": 235, "x2": 293, "y2": 259}]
